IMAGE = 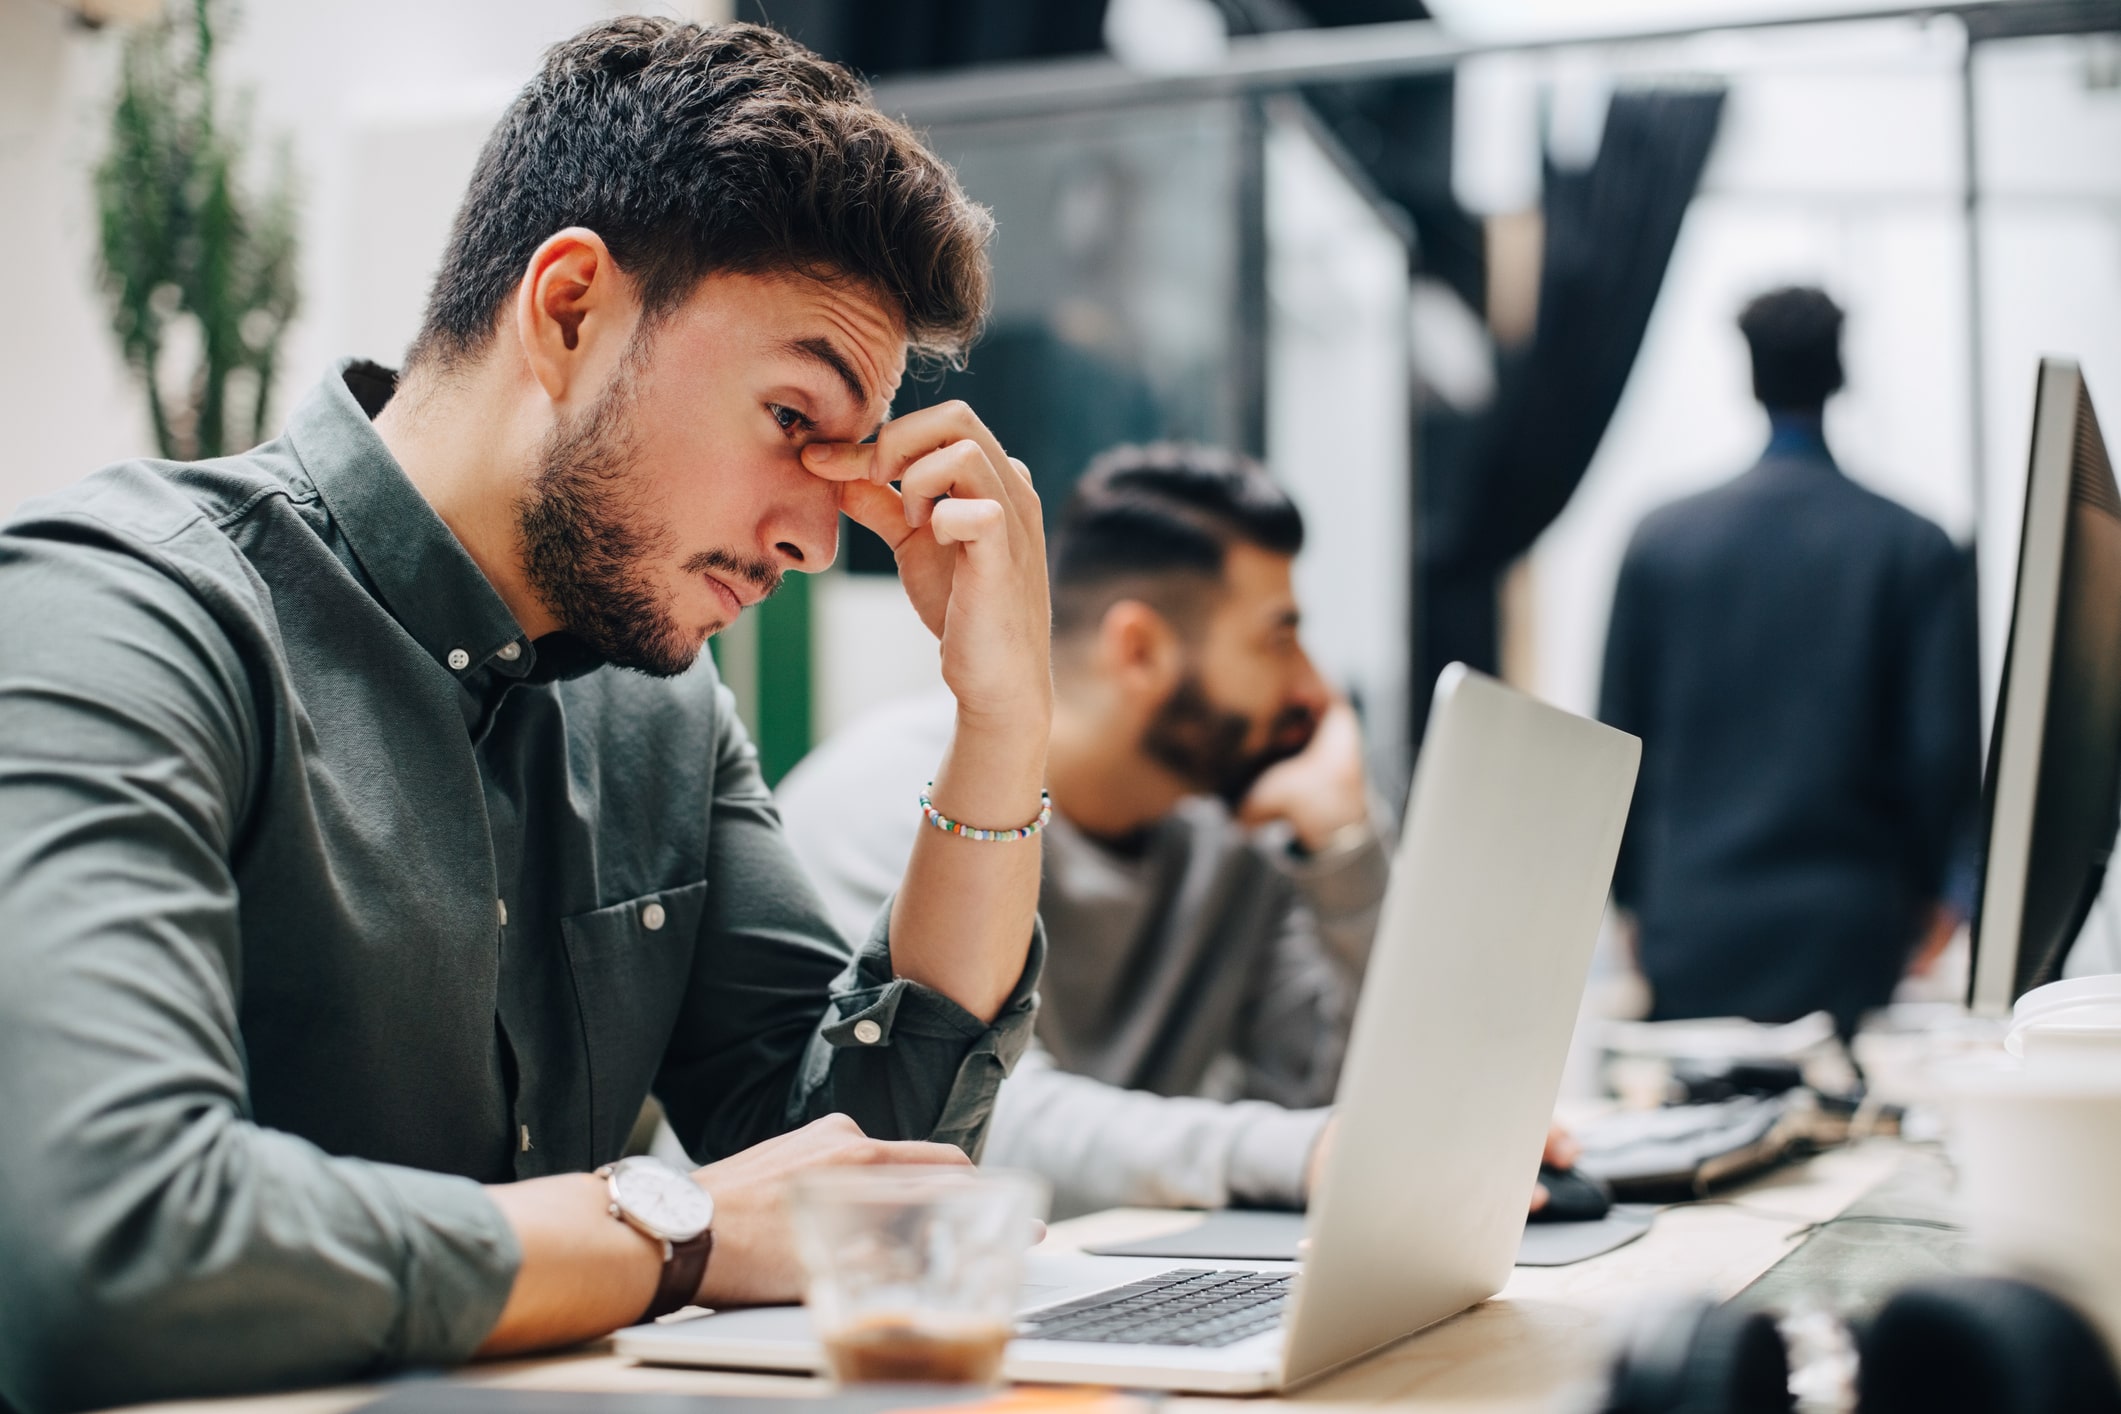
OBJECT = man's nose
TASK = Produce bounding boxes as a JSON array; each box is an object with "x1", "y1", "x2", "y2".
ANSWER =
[
  {"x1": 764, "y1": 471, "x2": 844, "y2": 573},
  {"x1": 1291, "y1": 648, "x2": 1332, "y2": 716}
]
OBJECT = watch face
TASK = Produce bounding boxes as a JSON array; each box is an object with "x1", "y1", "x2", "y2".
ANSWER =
[{"x1": 611, "y1": 1158, "x2": 714, "y2": 1242}]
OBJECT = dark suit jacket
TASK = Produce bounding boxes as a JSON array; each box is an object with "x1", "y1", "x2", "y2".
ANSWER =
[{"x1": 1598, "y1": 423, "x2": 1980, "y2": 1032}]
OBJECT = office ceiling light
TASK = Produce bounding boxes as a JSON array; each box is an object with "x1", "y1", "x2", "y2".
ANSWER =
[
  {"x1": 1420, "y1": 0, "x2": 1928, "y2": 42},
  {"x1": 1104, "y1": 0, "x2": 1230, "y2": 72}
]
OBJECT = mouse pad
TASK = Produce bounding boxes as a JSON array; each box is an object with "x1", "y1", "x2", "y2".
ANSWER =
[{"x1": 1080, "y1": 1204, "x2": 1656, "y2": 1268}]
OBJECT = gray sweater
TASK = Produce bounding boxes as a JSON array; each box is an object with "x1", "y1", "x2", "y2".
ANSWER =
[{"x1": 778, "y1": 693, "x2": 1388, "y2": 1216}]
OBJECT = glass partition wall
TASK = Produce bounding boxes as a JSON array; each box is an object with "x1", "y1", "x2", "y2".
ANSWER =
[
  {"x1": 881, "y1": 97, "x2": 1268, "y2": 528},
  {"x1": 780, "y1": 91, "x2": 1415, "y2": 792}
]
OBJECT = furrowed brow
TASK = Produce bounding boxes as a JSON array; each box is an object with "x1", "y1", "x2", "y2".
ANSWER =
[{"x1": 786, "y1": 336, "x2": 868, "y2": 412}]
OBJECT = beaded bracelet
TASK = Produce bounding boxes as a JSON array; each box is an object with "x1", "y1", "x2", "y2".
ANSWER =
[{"x1": 919, "y1": 782, "x2": 1054, "y2": 842}]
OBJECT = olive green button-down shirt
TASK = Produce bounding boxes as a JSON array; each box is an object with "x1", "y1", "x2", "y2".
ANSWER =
[{"x1": 0, "y1": 362, "x2": 1040, "y2": 1414}]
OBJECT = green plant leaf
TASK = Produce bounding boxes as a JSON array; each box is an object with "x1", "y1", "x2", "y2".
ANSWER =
[{"x1": 94, "y1": 0, "x2": 301, "y2": 462}]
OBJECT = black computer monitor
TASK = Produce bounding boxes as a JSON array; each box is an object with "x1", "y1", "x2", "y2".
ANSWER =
[{"x1": 1969, "y1": 358, "x2": 2121, "y2": 1016}]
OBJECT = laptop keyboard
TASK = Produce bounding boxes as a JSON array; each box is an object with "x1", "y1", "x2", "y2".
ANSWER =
[{"x1": 1018, "y1": 1268, "x2": 1294, "y2": 1348}]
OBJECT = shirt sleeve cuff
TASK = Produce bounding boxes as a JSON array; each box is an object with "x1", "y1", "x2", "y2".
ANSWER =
[
  {"x1": 822, "y1": 899, "x2": 1043, "y2": 1047},
  {"x1": 1225, "y1": 1105, "x2": 1334, "y2": 1210},
  {"x1": 815, "y1": 897, "x2": 1045, "y2": 1156}
]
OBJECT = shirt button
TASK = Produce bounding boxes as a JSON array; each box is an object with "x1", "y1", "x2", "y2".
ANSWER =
[
  {"x1": 853, "y1": 1019, "x2": 883, "y2": 1045},
  {"x1": 447, "y1": 648, "x2": 470, "y2": 671},
  {"x1": 641, "y1": 901, "x2": 667, "y2": 931},
  {"x1": 496, "y1": 898, "x2": 509, "y2": 927},
  {"x1": 497, "y1": 641, "x2": 523, "y2": 662}
]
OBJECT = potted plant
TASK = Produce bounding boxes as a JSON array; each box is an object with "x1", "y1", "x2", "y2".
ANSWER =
[{"x1": 95, "y1": 0, "x2": 299, "y2": 461}]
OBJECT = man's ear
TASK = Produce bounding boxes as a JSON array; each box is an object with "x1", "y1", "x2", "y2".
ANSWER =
[
  {"x1": 1097, "y1": 599, "x2": 1185, "y2": 700},
  {"x1": 513, "y1": 227, "x2": 636, "y2": 406}
]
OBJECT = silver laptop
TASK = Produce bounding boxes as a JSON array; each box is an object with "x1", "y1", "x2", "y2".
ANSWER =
[{"x1": 617, "y1": 666, "x2": 1640, "y2": 1393}]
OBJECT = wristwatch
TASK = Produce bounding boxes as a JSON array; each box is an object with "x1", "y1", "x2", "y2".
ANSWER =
[{"x1": 596, "y1": 1156, "x2": 715, "y2": 1322}]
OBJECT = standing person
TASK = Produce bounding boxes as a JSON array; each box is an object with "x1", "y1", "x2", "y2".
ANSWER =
[
  {"x1": 0, "y1": 22, "x2": 1054, "y2": 1411},
  {"x1": 1598, "y1": 286, "x2": 1981, "y2": 1035},
  {"x1": 785, "y1": 444, "x2": 1383, "y2": 1217}
]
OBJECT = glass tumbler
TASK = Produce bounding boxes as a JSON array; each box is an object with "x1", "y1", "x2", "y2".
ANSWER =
[{"x1": 790, "y1": 1165, "x2": 1050, "y2": 1386}]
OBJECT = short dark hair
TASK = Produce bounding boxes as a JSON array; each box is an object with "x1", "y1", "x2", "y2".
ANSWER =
[
  {"x1": 1739, "y1": 286, "x2": 1845, "y2": 410},
  {"x1": 407, "y1": 19, "x2": 992, "y2": 373},
  {"x1": 1050, "y1": 443, "x2": 1305, "y2": 638}
]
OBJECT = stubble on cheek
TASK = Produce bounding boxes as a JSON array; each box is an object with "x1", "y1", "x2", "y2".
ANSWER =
[{"x1": 517, "y1": 373, "x2": 701, "y2": 677}]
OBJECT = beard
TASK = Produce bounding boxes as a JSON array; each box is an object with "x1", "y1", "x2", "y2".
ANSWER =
[
  {"x1": 516, "y1": 359, "x2": 780, "y2": 678},
  {"x1": 1140, "y1": 674, "x2": 1317, "y2": 806}
]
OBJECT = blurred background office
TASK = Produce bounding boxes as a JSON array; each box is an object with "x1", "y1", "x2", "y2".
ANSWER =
[{"x1": 5, "y1": 0, "x2": 2120, "y2": 1033}]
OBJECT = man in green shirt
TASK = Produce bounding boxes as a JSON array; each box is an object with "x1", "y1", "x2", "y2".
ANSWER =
[{"x1": 0, "y1": 20, "x2": 1051, "y2": 1412}]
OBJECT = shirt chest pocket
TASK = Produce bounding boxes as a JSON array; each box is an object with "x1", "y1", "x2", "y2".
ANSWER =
[{"x1": 561, "y1": 878, "x2": 710, "y2": 1164}]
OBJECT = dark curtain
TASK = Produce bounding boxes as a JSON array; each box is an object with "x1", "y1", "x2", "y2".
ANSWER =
[
  {"x1": 738, "y1": 0, "x2": 1108, "y2": 74},
  {"x1": 1413, "y1": 85, "x2": 1726, "y2": 739},
  {"x1": 1214, "y1": 5, "x2": 1482, "y2": 313}
]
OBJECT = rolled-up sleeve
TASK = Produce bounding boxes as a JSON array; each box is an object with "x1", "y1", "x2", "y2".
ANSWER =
[
  {"x1": 654, "y1": 684, "x2": 1041, "y2": 1165},
  {"x1": 0, "y1": 524, "x2": 519, "y2": 1414},
  {"x1": 808, "y1": 901, "x2": 1043, "y2": 1157}
]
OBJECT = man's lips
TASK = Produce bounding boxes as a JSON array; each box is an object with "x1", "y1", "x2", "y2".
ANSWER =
[{"x1": 703, "y1": 572, "x2": 751, "y2": 620}]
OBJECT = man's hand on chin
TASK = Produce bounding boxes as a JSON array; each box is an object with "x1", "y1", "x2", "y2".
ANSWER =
[{"x1": 1240, "y1": 699, "x2": 1370, "y2": 853}]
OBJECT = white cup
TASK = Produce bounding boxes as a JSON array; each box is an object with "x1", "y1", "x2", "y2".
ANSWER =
[
  {"x1": 2003, "y1": 975, "x2": 2121, "y2": 1090},
  {"x1": 1946, "y1": 1055, "x2": 2121, "y2": 1357}
]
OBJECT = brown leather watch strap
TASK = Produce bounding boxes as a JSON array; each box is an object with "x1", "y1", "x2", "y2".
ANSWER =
[{"x1": 640, "y1": 1229, "x2": 713, "y2": 1323}]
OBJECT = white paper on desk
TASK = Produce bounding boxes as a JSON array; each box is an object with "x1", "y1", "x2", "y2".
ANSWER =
[{"x1": 1602, "y1": 1012, "x2": 1837, "y2": 1061}]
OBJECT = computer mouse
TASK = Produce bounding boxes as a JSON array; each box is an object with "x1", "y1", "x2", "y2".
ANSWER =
[{"x1": 1530, "y1": 1162, "x2": 1613, "y2": 1223}]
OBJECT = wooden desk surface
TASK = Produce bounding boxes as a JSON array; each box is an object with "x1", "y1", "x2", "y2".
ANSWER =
[{"x1": 120, "y1": 1141, "x2": 1911, "y2": 1414}]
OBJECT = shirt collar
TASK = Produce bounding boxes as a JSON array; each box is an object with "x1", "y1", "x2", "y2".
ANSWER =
[{"x1": 286, "y1": 359, "x2": 565, "y2": 684}]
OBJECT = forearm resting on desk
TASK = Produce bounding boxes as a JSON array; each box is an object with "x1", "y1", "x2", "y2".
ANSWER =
[
  {"x1": 479, "y1": 1175, "x2": 662, "y2": 1356},
  {"x1": 479, "y1": 1116, "x2": 977, "y2": 1356},
  {"x1": 985, "y1": 1051, "x2": 1332, "y2": 1215}
]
